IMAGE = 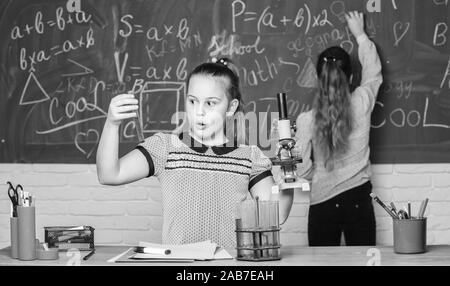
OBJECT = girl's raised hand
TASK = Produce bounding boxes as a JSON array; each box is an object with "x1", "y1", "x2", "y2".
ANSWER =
[
  {"x1": 345, "y1": 11, "x2": 365, "y2": 38},
  {"x1": 107, "y1": 93, "x2": 139, "y2": 126}
]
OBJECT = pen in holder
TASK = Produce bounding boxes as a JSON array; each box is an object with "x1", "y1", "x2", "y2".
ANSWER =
[
  {"x1": 17, "y1": 206, "x2": 36, "y2": 260},
  {"x1": 10, "y1": 217, "x2": 18, "y2": 259},
  {"x1": 393, "y1": 217, "x2": 427, "y2": 254}
]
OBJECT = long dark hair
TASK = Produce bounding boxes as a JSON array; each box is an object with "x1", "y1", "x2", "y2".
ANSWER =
[
  {"x1": 313, "y1": 46, "x2": 353, "y2": 171},
  {"x1": 183, "y1": 58, "x2": 247, "y2": 145}
]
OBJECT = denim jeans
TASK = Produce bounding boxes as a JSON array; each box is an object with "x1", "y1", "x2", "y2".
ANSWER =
[{"x1": 308, "y1": 181, "x2": 376, "y2": 246}]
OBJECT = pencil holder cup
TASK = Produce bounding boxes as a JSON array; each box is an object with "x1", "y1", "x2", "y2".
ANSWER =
[
  {"x1": 10, "y1": 217, "x2": 19, "y2": 259},
  {"x1": 393, "y1": 217, "x2": 427, "y2": 254},
  {"x1": 235, "y1": 200, "x2": 281, "y2": 261},
  {"x1": 17, "y1": 206, "x2": 36, "y2": 260}
]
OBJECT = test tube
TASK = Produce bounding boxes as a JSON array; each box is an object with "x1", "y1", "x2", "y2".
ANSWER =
[
  {"x1": 235, "y1": 218, "x2": 242, "y2": 258},
  {"x1": 135, "y1": 111, "x2": 145, "y2": 143},
  {"x1": 128, "y1": 89, "x2": 145, "y2": 143},
  {"x1": 260, "y1": 201, "x2": 271, "y2": 258},
  {"x1": 274, "y1": 201, "x2": 280, "y2": 250},
  {"x1": 255, "y1": 197, "x2": 263, "y2": 259}
]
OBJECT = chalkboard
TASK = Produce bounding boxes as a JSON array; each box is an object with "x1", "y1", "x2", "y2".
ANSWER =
[{"x1": 1, "y1": 0, "x2": 449, "y2": 163}]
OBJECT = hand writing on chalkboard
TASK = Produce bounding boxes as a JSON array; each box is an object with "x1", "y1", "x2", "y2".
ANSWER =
[
  {"x1": 345, "y1": 11, "x2": 365, "y2": 39},
  {"x1": 107, "y1": 94, "x2": 139, "y2": 126}
]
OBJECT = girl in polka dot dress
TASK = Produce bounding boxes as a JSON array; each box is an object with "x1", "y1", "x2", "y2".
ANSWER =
[{"x1": 96, "y1": 58, "x2": 294, "y2": 248}]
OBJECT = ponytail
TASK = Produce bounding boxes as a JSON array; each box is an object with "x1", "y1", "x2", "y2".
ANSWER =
[{"x1": 314, "y1": 47, "x2": 353, "y2": 171}]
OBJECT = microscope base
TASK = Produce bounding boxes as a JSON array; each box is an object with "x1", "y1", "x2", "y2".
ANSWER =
[{"x1": 272, "y1": 180, "x2": 310, "y2": 193}]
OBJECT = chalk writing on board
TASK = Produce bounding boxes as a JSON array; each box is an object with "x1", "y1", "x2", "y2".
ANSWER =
[
  {"x1": 391, "y1": 0, "x2": 398, "y2": 10},
  {"x1": 393, "y1": 21, "x2": 410, "y2": 47},
  {"x1": 296, "y1": 57, "x2": 318, "y2": 88},
  {"x1": 433, "y1": 22, "x2": 448, "y2": 46},
  {"x1": 36, "y1": 75, "x2": 108, "y2": 135},
  {"x1": 208, "y1": 31, "x2": 265, "y2": 58},
  {"x1": 74, "y1": 129, "x2": 99, "y2": 159},
  {"x1": 441, "y1": 59, "x2": 450, "y2": 88},
  {"x1": 61, "y1": 59, "x2": 94, "y2": 77},
  {"x1": 372, "y1": 93, "x2": 450, "y2": 129},
  {"x1": 433, "y1": 0, "x2": 449, "y2": 6},
  {"x1": 129, "y1": 80, "x2": 185, "y2": 133},
  {"x1": 1, "y1": 0, "x2": 450, "y2": 163},
  {"x1": 19, "y1": 72, "x2": 51, "y2": 105}
]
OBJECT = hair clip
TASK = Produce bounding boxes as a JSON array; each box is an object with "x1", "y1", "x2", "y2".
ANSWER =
[
  {"x1": 219, "y1": 58, "x2": 228, "y2": 66},
  {"x1": 211, "y1": 57, "x2": 228, "y2": 66},
  {"x1": 323, "y1": 56, "x2": 337, "y2": 63}
]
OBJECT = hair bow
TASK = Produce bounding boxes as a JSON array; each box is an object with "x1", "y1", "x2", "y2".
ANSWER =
[
  {"x1": 323, "y1": 56, "x2": 337, "y2": 63},
  {"x1": 211, "y1": 57, "x2": 228, "y2": 66}
]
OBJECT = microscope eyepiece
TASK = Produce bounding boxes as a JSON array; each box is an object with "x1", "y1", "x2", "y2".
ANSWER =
[{"x1": 277, "y1": 93, "x2": 288, "y2": 120}]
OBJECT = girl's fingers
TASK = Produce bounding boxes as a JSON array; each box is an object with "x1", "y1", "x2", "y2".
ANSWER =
[
  {"x1": 346, "y1": 11, "x2": 357, "y2": 21},
  {"x1": 112, "y1": 93, "x2": 135, "y2": 102},
  {"x1": 348, "y1": 11, "x2": 362, "y2": 20},
  {"x1": 346, "y1": 11, "x2": 364, "y2": 24},
  {"x1": 116, "y1": 105, "x2": 139, "y2": 113},
  {"x1": 115, "y1": 99, "x2": 139, "y2": 106},
  {"x1": 115, "y1": 112, "x2": 137, "y2": 120}
]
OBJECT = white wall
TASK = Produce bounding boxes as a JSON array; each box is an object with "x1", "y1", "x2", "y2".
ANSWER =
[{"x1": 1, "y1": 163, "x2": 449, "y2": 248}]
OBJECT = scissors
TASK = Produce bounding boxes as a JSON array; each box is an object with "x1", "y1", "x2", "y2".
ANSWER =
[
  {"x1": 7, "y1": 181, "x2": 22, "y2": 217},
  {"x1": 397, "y1": 209, "x2": 409, "y2": 220}
]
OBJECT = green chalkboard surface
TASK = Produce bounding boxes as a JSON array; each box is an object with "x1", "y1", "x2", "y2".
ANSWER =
[{"x1": 1, "y1": 0, "x2": 449, "y2": 163}]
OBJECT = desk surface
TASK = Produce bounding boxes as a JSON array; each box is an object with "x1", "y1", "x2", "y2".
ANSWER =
[{"x1": 1, "y1": 245, "x2": 450, "y2": 266}]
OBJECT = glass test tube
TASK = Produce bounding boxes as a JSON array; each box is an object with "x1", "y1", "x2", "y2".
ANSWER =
[
  {"x1": 128, "y1": 89, "x2": 145, "y2": 143},
  {"x1": 135, "y1": 111, "x2": 145, "y2": 143},
  {"x1": 255, "y1": 197, "x2": 263, "y2": 258},
  {"x1": 261, "y1": 201, "x2": 270, "y2": 257}
]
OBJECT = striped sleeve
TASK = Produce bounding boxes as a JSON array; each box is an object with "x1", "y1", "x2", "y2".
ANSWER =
[
  {"x1": 135, "y1": 132, "x2": 168, "y2": 177},
  {"x1": 249, "y1": 146, "x2": 273, "y2": 190}
]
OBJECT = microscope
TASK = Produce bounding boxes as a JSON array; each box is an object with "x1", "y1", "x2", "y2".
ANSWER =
[{"x1": 271, "y1": 93, "x2": 310, "y2": 193}]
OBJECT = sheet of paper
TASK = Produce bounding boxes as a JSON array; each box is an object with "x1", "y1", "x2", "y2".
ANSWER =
[
  {"x1": 131, "y1": 253, "x2": 194, "y2": 261},
  {"x1": 107, "y1": 247, "x2": 133, "y2": 263},
  {"x1": 213, "y1": 247, "x2": 233, "y2": 260},
  {"x1": 113, "y1": 249, "x2": 195, "y2": 263},
  {"x1": 137, "y1": 240, "x2": 217, "y2": 260},
  {"x1": 109, "y1": 241, "x2": 227, "y2": 263},
  {"x1": 120, "y1": 258, "x2": 194, "y2": 263}
]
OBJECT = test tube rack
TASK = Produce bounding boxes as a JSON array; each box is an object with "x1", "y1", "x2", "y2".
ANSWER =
[
  {"x1": 235, "y1": 223, "x2": 281, "y2": 261},
  {"x1": 235, "y1": 199, "x2": 281, "y2": 261}
]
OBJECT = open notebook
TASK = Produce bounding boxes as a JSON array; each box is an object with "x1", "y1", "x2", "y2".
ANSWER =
[{"x1": 108, "y1": 240, "x2": 233, "y2": 263}]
